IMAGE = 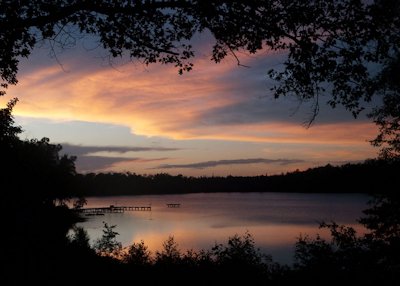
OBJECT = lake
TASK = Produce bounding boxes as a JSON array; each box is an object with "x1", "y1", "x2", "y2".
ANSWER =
[{"x1": 76, "y1": 192, "x2": 370, "y2": 265}]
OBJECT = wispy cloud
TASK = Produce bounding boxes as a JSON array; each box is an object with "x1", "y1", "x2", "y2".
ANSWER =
[
  {"x1": 195, "y1": 97, "x2": 370, "y2": 127},
  {"x1": 58, "y1": 143, "x2": 177, "y2": 172},
  {"x1": 61, "y1": 143, "x2": 180, "y2": 156},
  {"x1": 155, "y1": 158, "x2": 305, "y2": 169},
  {"x1": 77, "y1": 156, "x2": 170, "y2": 172},
  {"x1": 76, "y1": 156, "x2": 132, "y2": 172}
]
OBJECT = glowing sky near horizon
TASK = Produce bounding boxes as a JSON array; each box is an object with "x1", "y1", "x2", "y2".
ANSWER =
[{"x1": 1, "y1": 34, "x2": 378, "y2": 176}]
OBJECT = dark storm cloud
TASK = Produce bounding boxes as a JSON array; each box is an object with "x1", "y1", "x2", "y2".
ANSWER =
[{"x1": 155, "y1": 158, "x2": 304, "y2": 170}]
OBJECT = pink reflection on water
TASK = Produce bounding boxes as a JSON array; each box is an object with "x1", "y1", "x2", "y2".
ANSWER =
[{"x1": 77, "y1": 192, "x2": 369, "y2": 264}]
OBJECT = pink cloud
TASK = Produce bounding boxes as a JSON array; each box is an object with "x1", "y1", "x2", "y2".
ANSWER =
[{"x1": 0, "y1": 44, "x2": 377, "y2": 165}]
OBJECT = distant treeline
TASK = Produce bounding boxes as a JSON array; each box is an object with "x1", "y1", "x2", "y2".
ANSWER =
[{"x1": 76, "y1": 159, "x2": 400, "y2": 196}]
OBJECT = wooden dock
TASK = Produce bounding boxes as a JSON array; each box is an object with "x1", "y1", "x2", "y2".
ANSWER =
[
  {"x1": 166, "y1": 203, "x2": 181, "y2": 208},
  {"x1": 77, "y1": 205, "x2": 151, "y2": 214}
]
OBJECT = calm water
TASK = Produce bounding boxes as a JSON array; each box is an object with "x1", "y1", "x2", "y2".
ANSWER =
[{"x1": 76, "y1": 192, "x2": 370, "y2": 265}]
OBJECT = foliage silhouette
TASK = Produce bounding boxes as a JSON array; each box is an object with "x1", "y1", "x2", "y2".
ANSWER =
[
  {"x1": 68, "y1": 225, "x2": 92, "y2": 251},
  {"x1": 122, "y1": 240, "x2": 153, "y2": 267},
  {"x1": 1, "y1": 1, "x2": 399, "y2": 155},
  {"x1": 155, "y1": 235, "x2": 182, "y2": 264},
  {"x1": 210, "y1": 232, "x2": 282, "y2": 284},
  {"x1": 94, "y1": 222, "x2": 122, "y2": 258},
  {"x1": 0, "y1": 100, "x2": 88, "y2": 285},
  {"x1": 119, "y1": 233, "x2": 285, "y2": 285},
  {"x1": 0, "y1": 97, "x2": 21, "y2": 141},
  {"x1": 293, "y1": 194, "x2": 400, "y2": 286},
  {"x1": 360, "y1": 194, "x2": 400, "y2": 240}
]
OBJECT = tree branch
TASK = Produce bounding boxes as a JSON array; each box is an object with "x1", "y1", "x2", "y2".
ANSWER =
[{"x1": 15, "y1": 1, "x2": 192, "y2": 31}]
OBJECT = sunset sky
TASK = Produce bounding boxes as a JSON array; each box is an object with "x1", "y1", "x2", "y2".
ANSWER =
[{"x1": 1, "y1": 33, "x2": 378, "y2": 176}]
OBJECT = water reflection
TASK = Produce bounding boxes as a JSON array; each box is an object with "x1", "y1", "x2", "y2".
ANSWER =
[{"x1": 77, "y1": 192, "x2": 369, "y2": 264}]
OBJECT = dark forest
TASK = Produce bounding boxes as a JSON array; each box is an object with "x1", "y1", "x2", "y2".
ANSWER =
[{"x1": 76, "y1": 159, "x2": 400, "y2": 197}]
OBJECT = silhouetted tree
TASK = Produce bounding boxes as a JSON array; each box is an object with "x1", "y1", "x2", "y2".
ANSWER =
[
  {"x1": 1, "y1": 1, "x2": 399, "y2": 155},
  {"x1": 72, "y1": 196, "x2": 87, "y2": 210},
  {"x1": 210, "y1": 232, "x2": 277, "y2": 284},
  {"x1": 212, "y1": 232, "x2": 268, "y2": 266},
  {"x1": 360, "y1": 194, "x2": 400, "y2": 241},
  {"x1": 370, "y1": 94, "x2": 400, "y2": 158},
  {"x1": 122, "y1": 240, "x2": 153, "y2": 266},
  {"x1": 155, "y1": 235, "x2": 182, "y2": 264},
  {"x1": 1, "y1": 99, "x2": 78, "y2": 207},
  {"x1": 293, "y1": 194, "x2": 400, "y2": 286},
  {"x1": 1, "y1": 100, "x2": 86, "y2": 284},
  {"x1": 0, "y1": 97, "x2": 21, "y2": 142},
  {"x1": 68, "y1": 226, "x2": 92, "y2": 250},
  {"x1": 94, "y1": 222, "x2": 122, "y2": 258}
]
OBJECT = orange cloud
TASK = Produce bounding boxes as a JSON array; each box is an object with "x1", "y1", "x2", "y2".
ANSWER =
[
  {"x1": 0, "y1": 48, "x2": 377, "y2": 162},
  {"x1": 177, "y1": 121, "x2": 378, "y2": 144},
  {"x1": 4, "y1": 58, "x2": 237, "y2": 133}
]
